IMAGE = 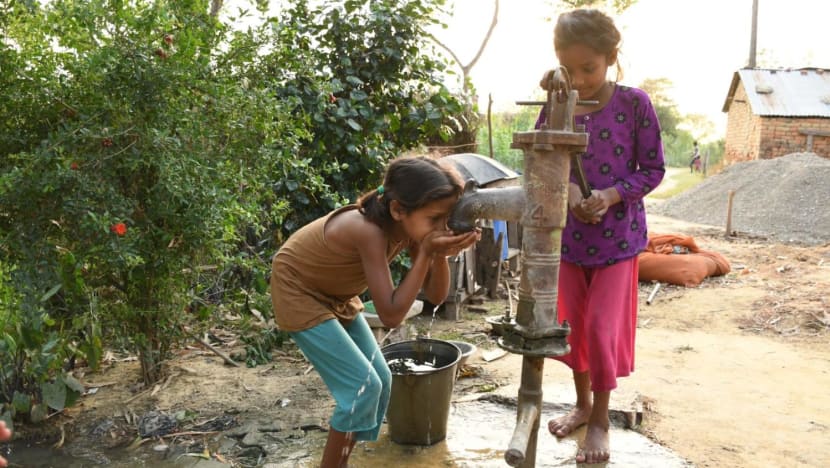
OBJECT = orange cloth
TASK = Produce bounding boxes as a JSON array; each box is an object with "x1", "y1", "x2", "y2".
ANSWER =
[{"x1": 637, "y1": 233, "x2": 730, "y2": 287}]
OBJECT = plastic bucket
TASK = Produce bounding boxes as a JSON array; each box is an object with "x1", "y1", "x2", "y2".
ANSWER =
[{"x1": 382, "y1": 339, "x2": 461, "y2": 445}]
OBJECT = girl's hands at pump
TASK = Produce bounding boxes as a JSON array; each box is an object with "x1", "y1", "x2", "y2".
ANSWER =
[
  {"x1": 569, "y1": 184, "x2": 621, "y2": 224},
  {"x1": 583, "y1": 188, "x2": 619, "y2": 218},
  {"x1": 411, "y1": 228, "x2": 479, "y2": 307},
  {"x1": 569, "y1": 183, "x2": 601, "y2": 224},
  {"x1": 573, "y1": 187, "x2": 621, "y2": 224},
  {"x1": 580, "y1": 191, "x2": 610, "y2": 223},
  {"x1": 539, "y1": 69, "x2": 556, "y2": 91},
  {"x1": 571, "y1": 202, "x2": 601, "y2": 224}
]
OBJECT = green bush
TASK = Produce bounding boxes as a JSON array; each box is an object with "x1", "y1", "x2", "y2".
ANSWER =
[
  {"x1": 263, "y1": 0, "x2": 463, "y2": 220},
  {"x1": 0, "y1": 0, "x2": 297, "y2": 385},
  {"x1": 0, "y1": 263, "x2": 86, "y2": 426}
]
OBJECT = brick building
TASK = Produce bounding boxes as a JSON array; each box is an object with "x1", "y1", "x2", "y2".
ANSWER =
[{"x1": 721, "y1": 68, "x2": 830, "y2": 164}]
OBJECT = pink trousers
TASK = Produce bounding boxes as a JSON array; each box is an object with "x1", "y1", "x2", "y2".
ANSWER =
[{"x1": 551, "y1": 257, "x2": 638, "y2": 392}]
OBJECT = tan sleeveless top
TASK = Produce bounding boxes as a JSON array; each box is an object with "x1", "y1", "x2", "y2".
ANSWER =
[{"x1": 270, "y1": 205, "x2": 402, "y2": 332}]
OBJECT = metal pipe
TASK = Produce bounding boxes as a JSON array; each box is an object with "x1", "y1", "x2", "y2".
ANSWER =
[
  {"x1": 505, "y1": 356, "x2": 544, "y2": 467},
  {"x1": 447, "y1": 184, "x2": 525, "y2": 233}
]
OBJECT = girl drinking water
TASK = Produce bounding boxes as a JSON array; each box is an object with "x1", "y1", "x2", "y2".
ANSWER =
[{"x1": 270, "y1": 155, "x2": 479, "y2": 467}]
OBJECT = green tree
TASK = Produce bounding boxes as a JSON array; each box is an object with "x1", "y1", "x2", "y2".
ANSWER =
[
  {"x1": 261, "y1": 0, "x2": 463, "y2": 222},
  {"x1": 0, "y1": 0, "x2": 302, "y2": 385},
  {"x1": 680, "y1": 113, "x2": 718, "y2": 143},
  {"x1": 639, "y1": 77, "x2": 681, "y2": 138}
]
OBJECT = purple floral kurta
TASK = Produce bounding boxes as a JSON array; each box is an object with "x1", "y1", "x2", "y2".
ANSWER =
[{"x1": 538, "y1": 85, "x2": 665, "y2": 267}]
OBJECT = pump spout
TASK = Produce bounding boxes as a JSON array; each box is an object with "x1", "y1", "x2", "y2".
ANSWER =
[{"x1": 447, "y1": 181, "x2": 526, "y2": 233}]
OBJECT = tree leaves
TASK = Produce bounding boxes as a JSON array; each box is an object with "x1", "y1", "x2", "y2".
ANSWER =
[{"x1": 41, "y1": 380, "x2": 67, "y2": 411}]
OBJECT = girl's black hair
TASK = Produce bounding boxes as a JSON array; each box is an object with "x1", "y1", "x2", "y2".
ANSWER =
[
  {"x1": 554, "y1": 9, "x2": 623, "y2": 80},
  {"x1": 357, "y1": 156, "x2": 463, "y2": 232}
]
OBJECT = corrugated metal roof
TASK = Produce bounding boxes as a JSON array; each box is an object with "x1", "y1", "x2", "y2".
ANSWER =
[{"x1": 721, "y1": 68, "x2": 830, "y2": 117}]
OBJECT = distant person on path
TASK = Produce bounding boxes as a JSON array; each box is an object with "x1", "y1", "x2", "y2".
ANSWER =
[
  {"x1": 690, "y1": 141, "x2": 701, "y2": 173},
  {"x1": 0, "y1": 420, "x2": 11, "y2": 467},
  {"x1": 536, "y1": 8, "x2": 665, "y2": 464},
  {"x1": 269, "y1": 156, "x2": 479, "y2": 468}
]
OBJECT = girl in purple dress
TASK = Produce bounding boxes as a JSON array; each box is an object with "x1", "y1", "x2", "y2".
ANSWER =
[{"x1": 537, "y1": 8, "x2": 665, "y2": 464}]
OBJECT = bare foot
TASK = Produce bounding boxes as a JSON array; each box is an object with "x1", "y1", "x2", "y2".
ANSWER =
[
  {"x1": 548, "y1": 406, "x2": 591, "y2": 438},
  {"x1": 575, "y1": 423, "x2": 610, "y2": 463}
]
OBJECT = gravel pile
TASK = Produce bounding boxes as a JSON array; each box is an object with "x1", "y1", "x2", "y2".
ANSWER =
[{"x1": 653, "y1": 152, "x2": 830, "y2": 246}]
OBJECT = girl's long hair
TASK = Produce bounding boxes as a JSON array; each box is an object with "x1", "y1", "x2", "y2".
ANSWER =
[{"x1": 357, "y1": 156, "x2": 463, "y2": 232}]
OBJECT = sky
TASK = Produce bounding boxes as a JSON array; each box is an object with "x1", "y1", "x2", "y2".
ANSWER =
[{"x1": 430, "y1": 0, "x2": 830, "y2": 139}]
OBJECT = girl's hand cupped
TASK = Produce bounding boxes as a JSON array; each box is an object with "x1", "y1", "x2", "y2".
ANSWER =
[{"x1": 421, "y1": 229, "x2": 481, "y2": 258}]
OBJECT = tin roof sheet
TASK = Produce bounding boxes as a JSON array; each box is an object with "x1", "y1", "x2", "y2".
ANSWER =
[{"x1": 722, "y1": 68, "x2": 830, "y2": 117}]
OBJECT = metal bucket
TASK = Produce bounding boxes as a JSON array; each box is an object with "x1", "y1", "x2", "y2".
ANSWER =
[{"x1": 382, "y1": 339, "x2": 461, "y2": 445}]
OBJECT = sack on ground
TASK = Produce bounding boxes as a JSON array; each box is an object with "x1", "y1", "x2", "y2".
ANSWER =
[{"x1": 638, "y1": 233, "x2": 731, "y2": 287}]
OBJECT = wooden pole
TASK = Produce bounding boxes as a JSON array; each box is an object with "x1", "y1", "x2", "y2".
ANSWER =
[
  {"x1": 703, "y1": 151, "x2": 709, "y2": 176},
  {"x1": 488, "y1": 93, "x2": 494, "y2": 158},
  {"x1": 725, "y1": 190, "x2": 736, "y2": 237},
  {"x1": 749, "y1": 0, "x2": 758, "y2": 68}
]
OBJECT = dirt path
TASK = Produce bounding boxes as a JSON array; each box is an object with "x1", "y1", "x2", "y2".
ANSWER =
[
  {"x1": 628, "y1": 210, "x2": 830, "y2": 468},
  {"x1": 655, "y1": 166, "x2": 682, "y2": 194}
]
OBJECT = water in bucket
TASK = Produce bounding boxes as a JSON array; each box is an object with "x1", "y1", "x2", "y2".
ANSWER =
[{"x1": 382, "y1": 339, "x2": 461, "y2": 445}]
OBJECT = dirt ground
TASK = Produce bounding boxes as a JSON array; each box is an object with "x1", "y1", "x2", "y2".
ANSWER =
[{"x1": 10, "y1": 170, "x2": 830, "y2": 468}]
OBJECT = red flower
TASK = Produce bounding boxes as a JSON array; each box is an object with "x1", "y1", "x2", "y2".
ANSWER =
[
  {"x1": 110, "y1": 223, "x2": 127, "y2": 236},
  {"x1": 70, "y1": 162, "x2": 79, "y2": 170},
  {"x1": 329, "y1": 93, "x2": 337, "y2": 103}
]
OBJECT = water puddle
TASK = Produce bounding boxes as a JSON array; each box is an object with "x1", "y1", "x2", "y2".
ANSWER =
[{"x1": 302, "y1": 398, "x2": 691, "y2": 467}]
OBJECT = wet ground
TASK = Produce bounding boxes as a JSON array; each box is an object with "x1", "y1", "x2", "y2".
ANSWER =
[
  {"x1": 294, "y1": 353, "x2": 692, "y2": 468},
  {"x1": 305, "y1": 403, "x2": 688, "y2": 466},
  {"x1": 313, "y1": 397, "x2": 690, "y2": 468},
  {"x1": 5, "y1": 355, "x2": 690, "y2": 468}
]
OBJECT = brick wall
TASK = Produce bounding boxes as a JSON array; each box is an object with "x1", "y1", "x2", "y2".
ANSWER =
[
  {"x1": 759, "y1": 117, "x2": 830, "y2": 158},
  {"x1": 724, "y1": 83, "x2": 761, "y2": 163}
]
